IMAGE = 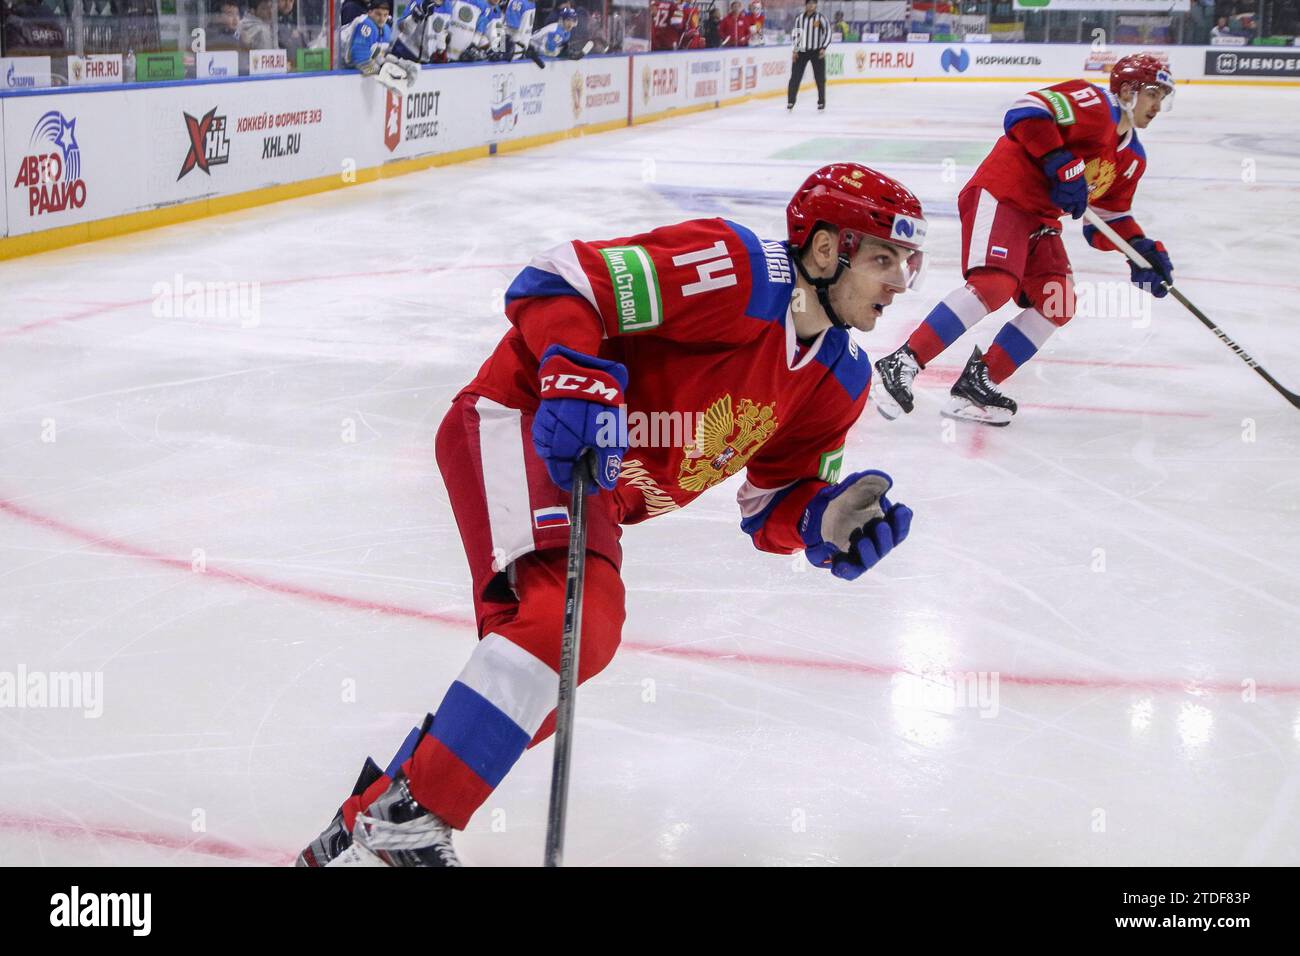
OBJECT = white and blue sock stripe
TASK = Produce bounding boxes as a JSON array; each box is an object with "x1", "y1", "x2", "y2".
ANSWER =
[
  {"x1": 922, "y1": 286, "x2": 988, "y2": 350},
  {"x1": 428, "y1": 633, "x2": 559, "y2": 788},
  {"x1": 990, "y1": 308, "x2": 1058, "y2": 368}
]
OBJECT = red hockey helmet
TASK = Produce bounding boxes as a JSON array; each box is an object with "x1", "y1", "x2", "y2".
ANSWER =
[
  {"x1": 787, "y1": 163, "x2": 927, "y2": 288},
  {"x1": 1109, "y1": 53, "x2": 1175, "y2": 110}
]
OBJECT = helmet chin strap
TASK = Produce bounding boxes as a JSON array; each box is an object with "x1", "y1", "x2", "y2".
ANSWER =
[
  {"x1": 788, "y1": 241, "x2": 852, "y2": 331},
  {"x1": 1119, "y1": 91, "x2": 1137, "y2": 122}
]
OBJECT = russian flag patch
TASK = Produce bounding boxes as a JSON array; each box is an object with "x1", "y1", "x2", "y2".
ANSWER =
[
  {"x1": 990, "y1": 245, "x2": 1009, "y2": 259},
  {"x1": 533, "y1": 506, "x2": 570, "y2": 529}
]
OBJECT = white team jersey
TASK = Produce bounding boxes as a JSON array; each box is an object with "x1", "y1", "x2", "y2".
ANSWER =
[
  {"x1": 446, "y1": 0, "x2": 487, "y2": 59},
  {"x1": 530, "y1": 22, "x2": 567, "y2": 57},
  {"x1": 395, "y1": 1, "x2": 451, "y2": 61},
  {"x1": 506, "y1": 4, "x2": 534, "y2": 46}
]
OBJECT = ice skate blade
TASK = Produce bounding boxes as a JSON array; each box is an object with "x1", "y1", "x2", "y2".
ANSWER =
[
  {"x1": 874, "y1": 400, "x2": 902, "y2": 421},
  {"x1": 871, "y1": 387, "x2": 908, "y2": 421},
  {"x1": 941, "y1": 398, "x2": 1014, "y2": 427},
  {"x1": 325, "y1": 842, "x2": 390, "y2": 867}
]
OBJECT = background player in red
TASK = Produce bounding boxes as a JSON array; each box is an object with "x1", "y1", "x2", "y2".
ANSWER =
[
  {"x1": 720, "y1": 0, "x2": 749, "y2": 46},
  {"x1": 872, "y1": 53, "x2": 1176, "y2": 426},
  {"x1": 677, "y1": 1, "x2": 706, "y2": 48},
  {"x1": 747, "y1": 0, "x2": 765, "y2": 44},
  {"x1": 650, "y1": 0, "x2": 684, "y2": 49},
  {"x1": 298, "y1": 164, "x2": 927, "y2": 866}
]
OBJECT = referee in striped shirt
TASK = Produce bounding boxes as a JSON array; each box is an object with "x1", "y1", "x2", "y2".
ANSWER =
[{"x1": 787, "y1": 0, "x2": 831, "y2": 111}]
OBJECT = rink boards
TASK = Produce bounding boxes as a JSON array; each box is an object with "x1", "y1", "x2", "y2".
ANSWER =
[{"x1": 0, "y1": 42, "x2": 1295, "y2": 258}]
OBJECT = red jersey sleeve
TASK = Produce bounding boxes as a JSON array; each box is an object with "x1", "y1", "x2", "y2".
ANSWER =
[{"x1": 737, "y1": 337, "x2": 871, "y2": 554}]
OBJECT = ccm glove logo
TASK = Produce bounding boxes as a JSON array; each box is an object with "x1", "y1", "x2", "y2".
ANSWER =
[
  {"x1": 533, "y1": 344, "x2": 629, "y2": 494},
  {"x1": 538, "y1": 356, "x2": 625, "y2": 406}
]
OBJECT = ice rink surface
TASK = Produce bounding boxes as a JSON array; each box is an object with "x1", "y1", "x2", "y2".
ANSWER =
[{"x1": 2, "y1": 81, "x2": 1298, "y2": 866}]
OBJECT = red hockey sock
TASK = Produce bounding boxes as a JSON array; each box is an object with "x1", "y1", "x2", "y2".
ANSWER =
[{"x1": 401, "y1": 552, "x2": 626, "y2": 830}]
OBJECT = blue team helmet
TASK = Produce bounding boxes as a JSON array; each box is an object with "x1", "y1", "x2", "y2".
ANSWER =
[{"x1": 559, "y1": 5, "x2": 578, "y2": 20}]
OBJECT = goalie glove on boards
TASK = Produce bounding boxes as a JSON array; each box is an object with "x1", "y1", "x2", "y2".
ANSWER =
[
  {"x1": 532, "y1": 344, "x2": 628, "y2": 493},
  {"x1": 800, "y1": 470, "x2": 913, "y2": 581}
]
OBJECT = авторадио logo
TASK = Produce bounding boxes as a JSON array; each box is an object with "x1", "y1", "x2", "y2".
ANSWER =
[{"x1": 13, "y1": 110, "x2": 86, "y2": 217}]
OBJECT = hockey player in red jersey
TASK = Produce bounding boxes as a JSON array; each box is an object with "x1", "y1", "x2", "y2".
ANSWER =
[
  {"x1": 720, "y1": 0, "x2": 749, "y2": 46},
  {"x1": 650, "y1": 0, "x2": 685, "y2": 49},
  {"x1": 297, "y1": 164, "x2": 927, "y2": 866},
  {"x1": 873, "y1": 53, "x2": 1176, "y2": 426},
  {"x1": 748, "y1": 0, "x2": 765, "y2": 44}
]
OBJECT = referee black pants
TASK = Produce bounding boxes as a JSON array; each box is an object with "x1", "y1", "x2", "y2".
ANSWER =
[{"x1": 787, "y1": 51, "x2": 826, "y2": 108}]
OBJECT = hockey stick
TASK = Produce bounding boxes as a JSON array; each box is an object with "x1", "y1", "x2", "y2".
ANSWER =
[
  {"x1": 543, "y1": 450, "x2": 595, "y2": 867},
  {"x1": 1083, "y1": 208, "x2": 1300, "y2": 409}
]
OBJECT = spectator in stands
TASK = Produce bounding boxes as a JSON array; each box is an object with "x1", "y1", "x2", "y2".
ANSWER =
[
  {"x1": 703, "y1": 4, "x2": 721, "y2": 46},
  {"x1": 585, "y1": 9, "x2": 608, "y2": 52},
  {"x1": 832, "y1": 8, "x2": 848, "y2": 38},
  {"x1": 607, "y1": 10, "x2": 624, "y2": 51},
  {"x1": 277, "y1": 0, "x2": 311, "y2": 64},
  {"x1": 1210, "y1": 14, "x2": 1232, "y2": 36},
  {"x1": 239, "y1": 0, "x2": 276, "y2": 48},
  {"x1": 720, "y1": 0, "x2": 748, "y2": 45},
  {"x1": 340, "y1": 0, "x2": 367, "y2": 25},
  {"x1": 2, "y1": 0, "x2": 69, "y2": 57},
  {"x1": 209, "y1": 0, "x2": 243, "y2": 50},
  {"x1": 1226, "y1": 3, "x2": 1258, "y2": 37}
]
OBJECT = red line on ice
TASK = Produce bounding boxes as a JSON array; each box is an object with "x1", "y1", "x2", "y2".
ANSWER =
[
  {"x1": 620, "y1": 641, "x2": 1300, "y2": 696},
  {"x1": 1027, "y1": 357, "x2": 1189, "y2": 370},
  {"x1": 0, "y1": 497, "x2": 460, "y2": 626},
  {"x1": 0, "y1": 262, "x2": 522, "y2": 339},
  {"x1": 0, "y1": 811, "x2": 294, "y2": 865},
  {"x1": 2, "y1": 501, "x2": 1297, "y2": 865},
  {"x1": 1020, "y1": 402, "x2": 1211, "y2": 419},
  {"x1": 2, "y1": 494, "x2": 1295, "y2": 695}
]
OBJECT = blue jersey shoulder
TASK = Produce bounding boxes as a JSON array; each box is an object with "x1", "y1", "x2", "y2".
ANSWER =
[
  {"x1": 721, "y1": 220, "x2": 795, "y2": 324},
  {"x1": 813, "y1": 327, "x2": 872, "y2": 401},
  {"x1": 1125, "y1": 129, "x2": 1147, "y2": 161}
]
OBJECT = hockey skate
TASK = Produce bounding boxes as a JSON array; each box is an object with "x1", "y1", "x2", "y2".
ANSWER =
[
  {"x1": 295, "y1": 756, "x2": 385, "y2": 867},
  {"x1": 942, "y1": 346, "x2": 1017, "y2": 426},
  {"x1": 329, "y1": 773, "x2": 461, "y2": 868},
  {"x1": 872, "y1": 344, "x2": 921, "y2": 420}
]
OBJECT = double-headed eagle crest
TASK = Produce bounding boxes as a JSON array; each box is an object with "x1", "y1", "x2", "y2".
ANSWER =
[
  {"x1": 1084, "y1": 157, "x2": 1117, "y2": 201},
  {"x1": 678, "y1": 395, "x2": 778, "y2": 493}
]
